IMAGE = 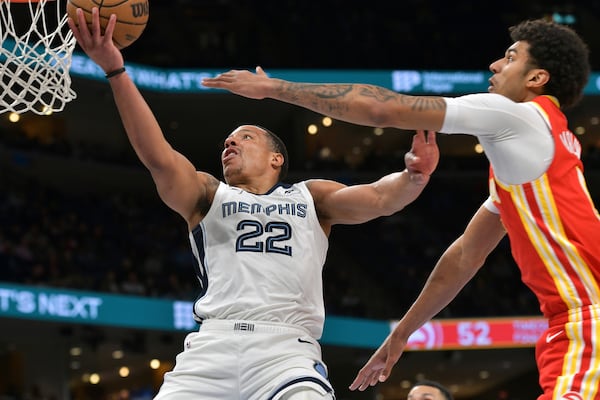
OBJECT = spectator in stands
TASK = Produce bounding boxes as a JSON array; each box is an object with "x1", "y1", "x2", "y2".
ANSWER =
[{"x1": 407, "y1": 380, "x2": 453, "y2": 400}]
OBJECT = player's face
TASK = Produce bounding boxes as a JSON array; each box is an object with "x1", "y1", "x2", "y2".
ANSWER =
[
  {"x1": 407, "y1": 385, "x2": 446, "y2": 400},
  {"x1": 221, "y1": 125, "x2": 277, "y2": 184},
  {"x1": 488, "y1": 41, "x2": 536, "y2": 102}
]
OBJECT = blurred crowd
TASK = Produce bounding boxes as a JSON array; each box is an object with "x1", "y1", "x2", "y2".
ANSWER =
[
  {"x1": 129, "y1": 1, "x2": 600, "y2": 72},
  {"x1": 0, "y1": 172, "x2": 198, "y2": 301}
]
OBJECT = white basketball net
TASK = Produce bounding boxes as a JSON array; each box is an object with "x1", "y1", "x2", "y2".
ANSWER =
[{"x1": 0, "y1": 0, "x2": 76, "y2": 114}]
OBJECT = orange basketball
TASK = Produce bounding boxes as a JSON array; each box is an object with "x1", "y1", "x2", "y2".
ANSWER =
[{"x1": 66, "y1": 0, "x2": 149, "y2": 49}]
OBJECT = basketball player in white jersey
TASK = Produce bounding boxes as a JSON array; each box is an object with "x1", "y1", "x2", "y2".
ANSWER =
[
  {"x1": 202, "y1": 18, "x2": 600, "y2": 400},
  {"x1": 68, "y1": 8, "x2": 439, "y2": 400}
]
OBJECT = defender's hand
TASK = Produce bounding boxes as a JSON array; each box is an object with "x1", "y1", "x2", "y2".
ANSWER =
[
  {"x1": 202, "y1": 66, "x2": 273, "y2": 99},
  {"x1": 405, "y1": 130, "x2": 439, "y2": 185},
  {"x1": 349, "y1": 329, "x2": 408, "y2": 391}
]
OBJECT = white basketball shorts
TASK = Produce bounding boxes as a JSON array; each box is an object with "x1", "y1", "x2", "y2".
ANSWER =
[{"x1": 154, "y1": 319, "x2": 335, "y2": 400}]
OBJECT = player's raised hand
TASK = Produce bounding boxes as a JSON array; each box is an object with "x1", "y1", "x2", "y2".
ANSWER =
[
  {"x1": 405, "y1": 130, "x2": 439, "y2": 185},
  {"x1": 202, "y1": 66, "x2": 273, "y2": 99},
  {"x1": 67, "y1": 7, "x2": 124, "y2": 74},
  {"x1": 349, "y1": 328, "x2": 408, "y2": 391}
]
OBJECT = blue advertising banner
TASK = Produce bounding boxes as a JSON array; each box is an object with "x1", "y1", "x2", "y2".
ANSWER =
[
  {"x1": 0, "y1": 282, "x2": 389, "y2": 347},
  {"x1": 65, "y1": 53, "x2": 600, "y2": 95},
  {"x1": 2, "y1": 39, "x2": 599, "y2": 95},
  {"x1": 0, "y1": 282, "x2": 195, "y2": 331}
]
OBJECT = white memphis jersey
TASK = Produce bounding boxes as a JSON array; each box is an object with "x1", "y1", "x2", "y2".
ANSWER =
[{"x1": 189, "y1": 181, "x2": 329, "y2": 339}]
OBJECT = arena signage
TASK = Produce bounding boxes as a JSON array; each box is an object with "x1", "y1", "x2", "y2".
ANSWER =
[
  {"x1": 0, "y1": 282, "x2": 547, "y2": 349},
  {"x1": 403, "y1": 317, "x2": 548, "y2": 350},
  {"x1": 0, "y1": 282, "x2": 179, "y2": 331},
  {"x1": 0, "y1": 286, "x2": 102, "y2": 319},
  {"x1": 66, "y1": 52, "x2": 600, "y2": 95},
  {"x1": 1, "y1": 41, "x2": 599, "y2": 95}
]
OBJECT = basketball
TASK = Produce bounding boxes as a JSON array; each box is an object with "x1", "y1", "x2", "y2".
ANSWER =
[{"x1": 66, "y1": 0, "x2": 149, "y2": 49}]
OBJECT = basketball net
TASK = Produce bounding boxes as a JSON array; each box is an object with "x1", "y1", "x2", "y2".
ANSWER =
[{"x1": 0, "y1": 0, "x2": 76, "y2": 115}]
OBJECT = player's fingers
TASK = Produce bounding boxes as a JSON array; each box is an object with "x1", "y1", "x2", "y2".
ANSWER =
[
  {"x1": 366, "y1": 370, "x2": 381, "y2": 389},
  {"x1": 354, "y1": 373, "x2": 372, "y2": 391},
  {"x1": 215, "y1": 71, "x2": 239, "y2": 81},
  {"x1": 349, "y1": 366, "x2": 370, "y2": 390},
  {"x1": 358, "y1": 379, "x2": 372, "y2": 392},
  {"x1": 90, "y1": 7, "x2": 102, "y2": 37},
  {"x1": 67, "y1": 14, "x2": 83, "y2": 41},
  {"x1": 378, "y1": 368, "x2": 391, "y2": 383},
  {"x1": 75, "y1": 8, "x2": 91, "y2": 40},
  {"x1": 348, "y1": 374, "x2": 362, "y2": 391},
  {"x1": 256, "y1": 66, "x2": 266, "y2": 76},
  {"x1": 414, "y1": 129, "x2": 425, "y2": 142},
  {"x1": 350, "y1": 364, "x2": 380, "y2": 391},
  {"x1": 379, "y1": 351, "x2": 401, "y2": 383},
  {"x1": 103, "y1": 14, "x2": 117, "y2": 44},
  {"x1": 203, "y1": 75, "x2": 231, "y2": 85},
  {"x1": 426, "y1": 130, "x2": 437, "y2": 144}
]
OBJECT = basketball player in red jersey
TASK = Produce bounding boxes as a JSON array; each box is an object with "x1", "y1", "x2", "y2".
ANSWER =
[{"x1": 203, "y1": 19, "x2": 600, "y2": 400}]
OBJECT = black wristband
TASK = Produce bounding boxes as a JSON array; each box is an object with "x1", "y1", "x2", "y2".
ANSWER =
[{"x1": 105, "y1": 67, "x2": 126, "y2": 79}]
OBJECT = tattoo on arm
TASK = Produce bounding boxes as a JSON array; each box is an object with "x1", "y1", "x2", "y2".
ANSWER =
[
  {"x1": 277, "y1": 82, "x2": 354, "y2": 114},
  {"x1": 301, "y1": 84, "x2": 354, "y2": 99},
  {"x1": 404, "y1": 96, "x2": 446, "y2": 111},
  {"x1": 358, "y1": 86, "x2": 398, "y2": 102},
  {"x1": 275, "y1": 81, "x2": 446, "y2": 115},
  {"x1": 356, "y1": 87, "x2": 446, "y2": 114}
]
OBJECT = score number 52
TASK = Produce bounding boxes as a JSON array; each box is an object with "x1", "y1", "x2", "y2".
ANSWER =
[{"x1": 457, "y1": 321, "x2": 492, "y2": 347}]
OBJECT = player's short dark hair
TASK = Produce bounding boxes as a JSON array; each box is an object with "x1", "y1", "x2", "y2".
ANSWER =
[
  {"x1": 412, "y1": 380, "x2": 454, "y2": 400},
  {"x1": 256, "y1": 125, "x2": 289, "y2": 181},
  {"x1": 509, "y1": 18, "x2": 590, "y2": 109}
]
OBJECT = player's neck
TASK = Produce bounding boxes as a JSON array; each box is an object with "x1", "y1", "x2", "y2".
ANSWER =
[{"x1": 232, "y1": 179, "x2": 279, "y2": 195}]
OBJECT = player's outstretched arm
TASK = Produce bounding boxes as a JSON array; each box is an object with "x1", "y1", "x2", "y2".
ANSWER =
[
  {"x1": 202, "y1": 67, "x2": 446, "y2": 132},
  {"x1": 350, "y1": 204, "x2": 506, "y2": 391},
  {"x1": 68, "y1": 7, "x2": 210, "y2": 226},
  {"x1": 308, "y1": 130, "x2": 438, "y2": 227}
]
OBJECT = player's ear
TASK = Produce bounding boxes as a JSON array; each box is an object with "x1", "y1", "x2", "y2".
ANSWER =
[
  {"x1": 527, "y1": 68, "x2": 550, "y2": 88},
  {"x1": 271, "y1": 153, "x2": 284, "y2": 169}
]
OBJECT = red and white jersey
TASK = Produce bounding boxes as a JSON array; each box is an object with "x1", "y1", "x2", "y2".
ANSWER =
[{"x1": 489, "y1": 95, "x2": 600, "y2": 318}]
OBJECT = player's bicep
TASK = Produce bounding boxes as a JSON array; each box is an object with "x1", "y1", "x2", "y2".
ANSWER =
[
  {"x1": 392, "y1": 95, "x2": 446, "y2": 131},
  {"x1": 152, "y1": 153, "x2": 212, "y2": 220},
  {"x1": 460, "y1": 204, "x2": 506, "y2": 265},
  {"x1": 308, "y1": 180, "x2": 380, "y2": 225}
]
